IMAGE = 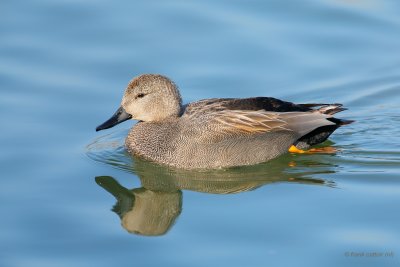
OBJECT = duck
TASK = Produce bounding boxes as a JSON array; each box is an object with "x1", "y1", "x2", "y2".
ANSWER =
[{"x1": 96, "y1": 74, "x2": 353, "y2": 169}]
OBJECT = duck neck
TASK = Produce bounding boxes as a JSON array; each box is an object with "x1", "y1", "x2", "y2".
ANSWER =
[
  {"x1": 152, "y1": 103, "x2": 182, "y2": 122},
  {"x1": 152, "y1": 91, "x2": 182, "y2": 121}
]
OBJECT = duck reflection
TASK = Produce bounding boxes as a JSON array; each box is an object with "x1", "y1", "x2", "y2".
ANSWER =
[
  {"x1": 96, "y1": 176, "x2": 182, "y2": 236},
  {"x1": 94, "y1": 152, "x2": 335, "y2": 236}
]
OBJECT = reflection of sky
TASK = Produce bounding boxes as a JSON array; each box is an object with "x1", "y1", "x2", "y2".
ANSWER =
[{"x1": 331, "y1": 229, "x2": 396, "y2": 246}]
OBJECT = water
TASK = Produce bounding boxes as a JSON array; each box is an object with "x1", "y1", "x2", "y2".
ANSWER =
[{"x1": 1, "y1": 0, "x2": 400, "y2": 266}]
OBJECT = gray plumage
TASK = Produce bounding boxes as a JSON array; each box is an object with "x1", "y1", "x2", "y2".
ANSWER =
[{"x1": 96, "y1": 74, "x2": 352, "y2": 169}]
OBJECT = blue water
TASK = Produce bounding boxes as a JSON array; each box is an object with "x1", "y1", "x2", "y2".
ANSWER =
[{"x1": 1, "y1": 0, "x2": 400, "y2": 266}]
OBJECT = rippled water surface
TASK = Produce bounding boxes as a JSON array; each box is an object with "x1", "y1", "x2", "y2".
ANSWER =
[{"x1": 1, "y1": 0, "x2": 400, "y2": 266}]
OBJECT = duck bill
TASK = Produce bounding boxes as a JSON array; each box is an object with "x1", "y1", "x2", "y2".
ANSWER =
[{"x1": 96, "y1": 106, "x2": 132, "y2": 131}]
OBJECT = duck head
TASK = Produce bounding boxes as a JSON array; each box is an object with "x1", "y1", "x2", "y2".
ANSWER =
[{"x1": 96, "y1": 74, "x2": 182, "y2": 131}]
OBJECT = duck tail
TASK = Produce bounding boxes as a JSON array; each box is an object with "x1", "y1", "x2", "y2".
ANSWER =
[
  {"x1": 299, "y1": 103, "x2": 354, "y2": 123},
  {"x1": 298, "y1": 103, "x2": 351, "y2": 115},
  {"x1": 317, "y1": 104, "x2": 347, "y2": 115},
  {"x1": 327, "y1": 117, "x2": 355, "y2": 126},
  {"x1": 312, "y1": 104, "x2": 355, "y2": 125},
  {"x1": 292, "y1": 103, "x2": 354, "y2": 149}
]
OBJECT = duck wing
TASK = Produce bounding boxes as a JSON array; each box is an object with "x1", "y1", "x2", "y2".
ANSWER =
[
  {"x1": 209, "y1": 110, "x2": 336, "y2": 136},
  {"x1": 184, "y1": 97, "x2": 349, "y2": 115},
  {"x1": 210, "y1": 110, "x2": 290, "y2": 134},
  {"x1": 184, "y1": 98, "x2": 355, "y2": 150},
  {"x1": 183, "y1": 98, "x2": 337, "y2": 137},
  {"x1": 183, "y1": 97, "x2": 311, "y2": 117}
]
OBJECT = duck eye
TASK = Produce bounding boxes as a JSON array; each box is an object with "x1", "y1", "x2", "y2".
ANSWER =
[{"x1": 136, "y1": 93, "x2": 146, "y2": 99}]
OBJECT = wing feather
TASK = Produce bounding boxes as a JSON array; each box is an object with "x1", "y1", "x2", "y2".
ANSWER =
[
  {"x1": 183, "y1": 98, "x2": 337, "y2": 138},
  {"x1": 212, "y1": 110, "x2": 290, "y2": 134}
]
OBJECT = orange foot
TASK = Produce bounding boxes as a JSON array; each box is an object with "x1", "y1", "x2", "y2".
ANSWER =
[{"x1": 288, "y1": 145, "x2": 337, "y2": 154}]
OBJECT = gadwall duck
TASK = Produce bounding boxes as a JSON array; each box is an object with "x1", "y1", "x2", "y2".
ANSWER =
[{"x1": 96, "y1": 74, "x2": 353, "y2": 169}]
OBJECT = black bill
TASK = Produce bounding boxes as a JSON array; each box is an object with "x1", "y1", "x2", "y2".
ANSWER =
[{"x1": 96, "y1": 106, "x2": 132, "y2": 131}]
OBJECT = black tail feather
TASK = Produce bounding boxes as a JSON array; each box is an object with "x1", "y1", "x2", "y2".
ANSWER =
[
  {"x1": 327, "y1": 117, "x2": 355, "y2": 126},
  {"x1": 294, "y1": 110, "x2": 354, "y2": 149}
]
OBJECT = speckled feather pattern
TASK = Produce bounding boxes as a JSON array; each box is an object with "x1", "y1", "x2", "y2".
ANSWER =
[
  {"x1": 99, "y1": 74, "x2": 351, "y2": 169},
  {"x1": 126, "y1": 119, "x2": 298, "y2": 169}
]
